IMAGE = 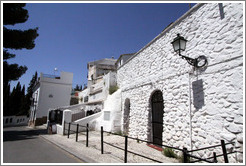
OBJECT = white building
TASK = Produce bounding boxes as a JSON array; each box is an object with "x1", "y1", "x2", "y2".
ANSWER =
[
  {"x1": 117, "y1": 3, "x2": 243, "y2": 162},
  {"x1": 48, "y1": 58, "x2": 119, "y2": 134},
  {"x1": 3, "y1": 116, "x2": 29, "y2": 127},
  {"x1": 115, "y1": 53, "x2": 135, "y2": 69},
  {"x1": 29, "y1": 71, "x2": 73, "y2": 126},
  {"x1": 46, "y1": 3, "x2": 243, "y2": 163},
  {"x1": 78, "y1": 58, "x2": 117, "y2": 114}
]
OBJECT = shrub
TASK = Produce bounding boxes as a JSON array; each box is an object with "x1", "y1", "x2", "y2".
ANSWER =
[
  {"x1": 178, "y1": 154, "x2": 191, "y2": 163},
  {"x1": 162, "y1": 148, "x2": 191, "y2": 162},
  {"x1": 115, "y1": 130, "x2": 123, "y2": 136},
  {"x1": 109, "y1": 85, "x2": 119, "y2": 95},
  {"x1": 136, "y1": 136, "x2": 140, "y2": 143},
  {"x1": 162, "y1": 148, "x2": 178, "y2": 159}
]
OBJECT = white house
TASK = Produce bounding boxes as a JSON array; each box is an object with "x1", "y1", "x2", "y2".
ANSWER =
[
  {"x1": 117, "y1": 3, "x2": 243, "y2": 162},
  {"x1": 29, "y1": 71, "x2": 73, "y2": 126},
  {"x1": 3, "y1": 116, "x2": 29, "y2": 127},
  {"x1": 115, "y1": 53, "x2": 135, "y2": 69},
  {"x1": 78, "y1": 58, "x2": 117, "y2": 114},
  {"x1": 48, "y1": 58, "x2": 118, "y2": 134}
]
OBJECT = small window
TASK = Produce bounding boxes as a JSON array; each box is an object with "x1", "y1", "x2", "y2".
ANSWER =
[
  {"x1": 10, "y1": 118, "x2": 13, "y2": 123},
  {"x1": 5, "y1": 118, "x2": 9, "y2": 124},
  {"x1": 49, "y1": 94, "x2": 53, "y2": 98},
  {"x1": 17, "y1": 119, "x2": 19, "y2": 123},
  {"x1": 104, "y1": 111, "x2": 110, "y2": 121},
  {"x1": 84, "y1": 96, "x2": 89, "y2": 102}
]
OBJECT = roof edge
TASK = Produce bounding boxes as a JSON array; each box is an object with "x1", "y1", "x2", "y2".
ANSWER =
[{"x1": 117, "y1": 3, "x2": 205, "y2": 70}]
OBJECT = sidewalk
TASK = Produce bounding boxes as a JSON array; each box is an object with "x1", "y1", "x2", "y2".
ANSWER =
[{"x1": 37, "y1": 125, "x2": 179, "y2": 163}]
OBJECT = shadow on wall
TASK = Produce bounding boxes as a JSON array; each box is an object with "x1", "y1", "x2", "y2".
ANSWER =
[{"x1": 192, "y1": 79, "x2": 205, "y2": 110}]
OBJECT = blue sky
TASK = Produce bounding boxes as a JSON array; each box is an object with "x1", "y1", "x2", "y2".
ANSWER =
[{"x1": 6, "y1": 2, "x2": 196, "y2": 91}]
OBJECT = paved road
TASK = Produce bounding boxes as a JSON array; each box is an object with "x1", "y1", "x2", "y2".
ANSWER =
[{"x1": 3, "y1": 126, "x2": 83, "y2": 163}]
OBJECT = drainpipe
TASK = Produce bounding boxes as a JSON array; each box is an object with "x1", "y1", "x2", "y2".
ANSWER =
[
  {"x1": 188, "y1": 72, "x2": 193, "y2": 151},
  {"x1": 120, "y1": 88, "x2": 123, "y2": 132}
]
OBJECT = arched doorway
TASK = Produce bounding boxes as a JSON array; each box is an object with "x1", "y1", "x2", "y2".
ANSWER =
[
  {"x1": 151, "y1": 90, "x2": 164, "y2": 146},
  {"x1": 123, "y1": 98, "x2": 130, "y2": 135}
]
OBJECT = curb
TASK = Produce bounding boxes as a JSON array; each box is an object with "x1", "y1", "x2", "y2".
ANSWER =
[{"x1": 40, "y1": 135, "x2": 97, "y2": 163}]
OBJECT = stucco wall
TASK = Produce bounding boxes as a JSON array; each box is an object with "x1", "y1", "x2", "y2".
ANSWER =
[
  {"x1": 37, "y1": 82, "x2": 72, "y2": 118},
  {"x1": 35, "y1": 72, "x2": 73, "y2": 121},
  {"x1": 117, "y1": 3, "x2": 243, "y2": 162}
]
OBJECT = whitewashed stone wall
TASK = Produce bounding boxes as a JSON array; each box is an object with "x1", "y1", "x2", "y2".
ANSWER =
[{"x1": 117, "y1": 3, "x2": 243, "y2": 162}]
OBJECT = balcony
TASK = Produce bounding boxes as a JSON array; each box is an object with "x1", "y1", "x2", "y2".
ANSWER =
[{"x1": 90, "y1": 79, "x2": 104, "y2": 95}]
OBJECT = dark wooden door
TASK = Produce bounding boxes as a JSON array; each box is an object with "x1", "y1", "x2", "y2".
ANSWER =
[{"x1": 151, "y1": 91, "x2": 164, "y2": 146}]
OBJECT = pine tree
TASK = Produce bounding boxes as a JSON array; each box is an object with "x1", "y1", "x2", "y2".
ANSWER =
[
  {"x1": 3, "y1": 3, "x2": 38, "y2": 116},
  {"x1": 74, "y1": 84, "x2": 83, "y2": 91},
  {"x1": 74, "y1": 84, "x2": 80, "y2": 91},
  {"x1": 9, "y1": 82, "x2": 23, "y2": 115},
  {"x1": 3, "y1": 3, "x2": 39, "y2": 87},
  {"x1": 3, "y1": 84, "x2": 11, "y2": 116},
  {"x1": 24, "y1": 71, "x2": 38, "y2": 116},
  {"x1": 27, "y1": 71, "x2": 38, "y2": 96},
  {"x1": 19, "y1": 85, "x2": 27, "y2": 116}
]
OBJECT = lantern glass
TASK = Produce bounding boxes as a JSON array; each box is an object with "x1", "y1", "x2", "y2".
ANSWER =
[
  {"x1": 172, "y1": 39, "x2": 180, "y2": 52},
  {"x1": 171, "y1": 34, "x2": 187, "y2": 53},
  {"x1": 180, "y1": 38, "x2": 187, "y2": 51}
]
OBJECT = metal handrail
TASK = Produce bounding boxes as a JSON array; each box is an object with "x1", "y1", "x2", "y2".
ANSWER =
[
  {"x1": 103, "y1": 130, "x2": 183, "y2": 151},
  {"x1": 188, "y1": 142, "x2": 235, "y2": 153},
  {"x1": 65, "y1": 122, "x2": 89, "y2": 147},
  {"x1": 64, "y1": 121, "x2": 87, "y2": 128},
  {"x1": 102, "y1": 128, "x2": 185, "y2": 163},
  {"x1": 103, "y1": 140, "x2": 163, "y2": 163},
  {"x1": 187, "y1": 153, "x2": 214, "y2": 163}
]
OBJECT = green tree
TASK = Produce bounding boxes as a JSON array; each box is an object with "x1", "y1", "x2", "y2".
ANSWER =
[
  {"x1": 74, "y1": 84, "x2": 83, "y2": 91},
  {"x1": 19, "y1": 85, "x2": 26, "y2": 115},
  {"x1": 23, "y1": 71, "x2": 38, "y2": 116},
  {"x1": 9, "y1": 82, "x2": 23, "y2": 115},
  {"x1": 3, "y1": 72, "x2": 38, "y2": 116},
  {"x1": 3, "y1": 3, "x2": 39, "y2": 87},
  {"x1": 27, "y1": 71, "x2": 38, "y2": 97},
  {"x1": 3, "y1": 84, "x2": 11, "y2": 116}
]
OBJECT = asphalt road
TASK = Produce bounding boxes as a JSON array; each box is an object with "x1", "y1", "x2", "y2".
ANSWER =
[{"x1": 3, "y1": 126, "x2": 83, "y2": 163}]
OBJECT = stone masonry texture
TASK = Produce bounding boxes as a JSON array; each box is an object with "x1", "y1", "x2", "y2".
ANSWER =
[{"x1": 117, "y1": 3, "x2": 243, "y2": 163}]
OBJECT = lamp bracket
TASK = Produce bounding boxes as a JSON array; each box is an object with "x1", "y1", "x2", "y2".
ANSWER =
[
  {"x1": 180, "y1": 54, "x2": 197, "y2": 66},
  {"x1": 179, "y1": 54, "x2": 208, "y2": 68}
]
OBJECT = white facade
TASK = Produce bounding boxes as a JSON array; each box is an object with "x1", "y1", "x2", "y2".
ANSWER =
[
  {"x1": 117, "y1": 3, "x2": 243, "y2": 162},
  {"x1": 29, "y1": 71, "x2": 73, "y2": 126},
  {"x1": 94, "y1": 89, "x2": 122, "y2": 132},
  {"x1": 116, "y1": 53, "x2": 134, "y2": 69},
  {"x1": 51, "y1": 59, "x2": 118, "y2": 134},
  {"x1": 87, "y1": 58, "x2": 116, "y2": 82},
  {"x1": 45, "y1": 3, "x2": 243, "y2": 162},
  {"x1": 78, "y1": 71, "x2": 117, "y2": 112},
  {"x1": 60, "y1": 89, "x2": 122, "y2": 135},
  {"x1": 3, "y1": 116, "x2": 29, "y2": 127},
  {"x1": 79, "y1": 58, "x2": 117, "y2": 114}
]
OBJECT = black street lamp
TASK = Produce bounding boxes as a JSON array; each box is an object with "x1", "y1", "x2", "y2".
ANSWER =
[{"x1": 171, "y1": 34, "x2": 207, "y2": 68}]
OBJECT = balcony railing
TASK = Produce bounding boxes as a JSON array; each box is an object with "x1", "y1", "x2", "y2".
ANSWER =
[{"x1": 42, "y1": 74, "x2": 60, "y2": 79}]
